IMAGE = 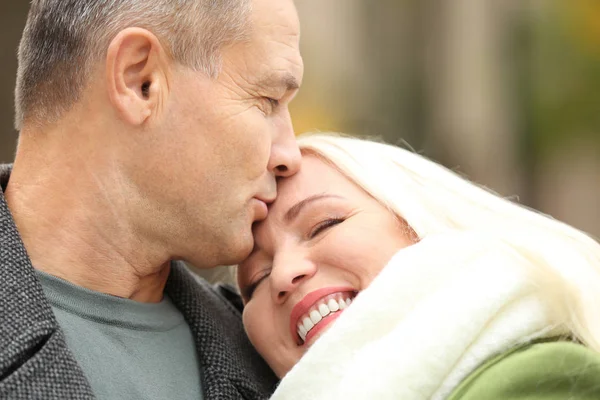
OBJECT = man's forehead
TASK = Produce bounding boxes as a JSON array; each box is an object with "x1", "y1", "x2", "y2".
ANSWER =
[
  {"x1": 249, "y1": 0, "x2": 301, "y2": 61},
  {"x1": 251, "y1": 31, "x2": 303, "y2": 88},
  {"x1": 220, "y1": 37, "x2": 303, "y2": 92},
  {"x1": 252, "y1": 0, "x2": 300, "y2": 34}
]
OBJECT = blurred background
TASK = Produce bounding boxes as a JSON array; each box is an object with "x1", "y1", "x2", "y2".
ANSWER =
[
  {"x1": 290, "y1": 0, "x2": 600, "y2": 238},
  {"x1": 1, "y1": 1, "x2": 599, "y2": 283}
]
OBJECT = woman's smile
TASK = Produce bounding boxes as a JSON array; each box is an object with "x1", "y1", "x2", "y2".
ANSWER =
[{"x1": 290, "y1": 288, "x2": 357, "y2": 345}]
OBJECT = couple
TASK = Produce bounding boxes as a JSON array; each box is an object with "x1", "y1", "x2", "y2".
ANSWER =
[{"x1": 1, "y1": 1, "x2": 599, "y2": 400}]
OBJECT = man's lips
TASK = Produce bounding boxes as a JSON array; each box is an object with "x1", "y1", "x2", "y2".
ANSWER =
[
  {"x1": 255, "y1": 193, "x2": 276, "y2": 205},
  {"x1": 289, "y1": 286, "x2": 356, "y2": 345},
  {"x1": 252, "y1": 198, "x2": 268, "y2": 220},
  {"x1": 253, "y1": 193, "x2": 275, "y2": 221}
]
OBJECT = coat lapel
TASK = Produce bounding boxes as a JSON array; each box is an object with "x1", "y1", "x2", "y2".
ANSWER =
[{"x1": 166, "y1": 263, "x2": 278, "y2": 399}]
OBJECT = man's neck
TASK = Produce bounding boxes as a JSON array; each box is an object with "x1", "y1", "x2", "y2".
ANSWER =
[{"x1": 5, "y1": 136, "x2": 171, "y2": 303}]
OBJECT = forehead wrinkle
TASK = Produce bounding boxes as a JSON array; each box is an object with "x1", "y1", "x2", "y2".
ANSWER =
[
  {"x1": 268, "y1": 25, "x2": 300, "y2": 47},
  {"x1": 256, "y1": 55, "x2": 304, "y2": 93},
  {"x1": 218, "y1": 60, "x2": 270, "y2": 103}
]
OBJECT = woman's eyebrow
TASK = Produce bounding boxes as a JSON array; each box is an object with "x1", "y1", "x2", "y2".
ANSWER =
[{"x1": 284, "y1": 194, "x2": 343, "y2": 223}]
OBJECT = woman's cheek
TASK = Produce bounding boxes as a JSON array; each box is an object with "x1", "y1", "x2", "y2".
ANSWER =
[
  {"x1": 243, "y1": 305, "x2": 265, "y2": 348},
  {"x1": 318, "y1": 227, "x2": 369, "y2": 266},
  {"x1": 319, "y1": 227, "x2": 389, "y2": 285},
  {"x1": 244, "y1": 302, "x2": 280, "y2": 351}
]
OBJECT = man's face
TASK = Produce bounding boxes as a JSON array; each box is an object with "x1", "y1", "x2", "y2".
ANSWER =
[{"x1": 147, "y1": 0, "x2": 303, "y2": 268}]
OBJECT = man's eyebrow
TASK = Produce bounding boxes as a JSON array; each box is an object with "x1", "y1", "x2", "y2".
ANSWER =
[
  {"x1": 284, "y1": 194, "x2": 342, "y2": 223},
  {"x1": 258, "y1": 72, "x2": 300, "y2": 92}
]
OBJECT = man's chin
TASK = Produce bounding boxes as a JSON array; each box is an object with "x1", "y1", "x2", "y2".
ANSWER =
[
  {"x1": 181, "y1": 227, "x2": 253, "y2": 269},
  {"x1": 222, "y1": 230, "x2": 255, "y2": 266}
]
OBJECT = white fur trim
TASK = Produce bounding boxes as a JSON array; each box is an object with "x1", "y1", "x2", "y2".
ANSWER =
[{"x1": 271, "y1": 232, "x2": 566, "y2": 400}]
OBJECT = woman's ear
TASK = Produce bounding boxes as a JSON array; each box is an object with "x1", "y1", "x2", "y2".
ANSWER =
[{"x1": 105, "y1": 27, "x2": 168, "y2": 126}]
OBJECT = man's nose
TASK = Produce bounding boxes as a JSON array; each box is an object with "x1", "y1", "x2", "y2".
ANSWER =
[
  {"x1": 268, "y1": 110, "x2": 301, "y2": 178},
  {"x1": 270, "y1": 253, "x2": 316, "y2": 304}
]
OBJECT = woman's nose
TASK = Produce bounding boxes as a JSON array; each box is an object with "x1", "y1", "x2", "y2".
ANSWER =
[{"x1": 270, "y1": 254, "x2": 317, "y2": 304}]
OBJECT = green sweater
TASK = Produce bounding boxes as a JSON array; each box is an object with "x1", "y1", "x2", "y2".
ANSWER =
[
  {"x1": 448, "y1": 340, "x2": 600, "y2": 399},
  {"x1": 36, "y1": 270, "x2": 203, "y2": 400}
]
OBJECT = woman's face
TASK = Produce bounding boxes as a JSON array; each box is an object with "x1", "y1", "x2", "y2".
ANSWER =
[{"x1": 238, "y1": 155, "x2": 415, "y2": 377}]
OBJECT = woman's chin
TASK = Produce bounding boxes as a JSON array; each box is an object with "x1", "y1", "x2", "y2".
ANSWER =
[{"x1": 272, "y1": 319, "x2": 339, "y2": 379}]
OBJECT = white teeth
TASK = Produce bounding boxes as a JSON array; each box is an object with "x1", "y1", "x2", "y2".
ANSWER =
[
  {"x1": 297, "y1": 294, "x2": 356, "y2": 343},
  {"x1": 328, "y1": 298, "x2": 340, "y2": 312},
  {"x1": 310, "y1": 310, "x2": 323, "y2": 324},
  {"x1": 299, "y1": 329, "x2": 306, "y2": 342},
  {"x1": 297, "y1": 323, "x2": 308, "y2": 343},
  {"x1": 298, "y1": 323, "x2": 307, "y2": 337},
  {"x1": 318, "y1": 303, "x2": 330, "y2": 317},
  {"x1": 303, "y1": 317, "x2": 314, "y2": 331}
]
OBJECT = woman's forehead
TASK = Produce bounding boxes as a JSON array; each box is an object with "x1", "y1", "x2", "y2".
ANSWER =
[{"x1": 277, "y1": 156, "x2": 337, "y2": 197}]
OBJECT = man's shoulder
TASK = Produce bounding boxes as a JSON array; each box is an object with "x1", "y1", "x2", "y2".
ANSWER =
[{"x1": 0, "y1": 172, "x2": 94, "y2": 397}]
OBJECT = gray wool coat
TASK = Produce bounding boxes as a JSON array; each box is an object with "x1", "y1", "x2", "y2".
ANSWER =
[{"x1": 0, "y1": 164, "x2": 278, "y2": 399}]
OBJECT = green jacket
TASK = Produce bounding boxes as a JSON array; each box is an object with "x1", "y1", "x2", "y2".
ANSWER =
[{"x1": 448, "y1": 340, "x2": 600, "y2": 399}]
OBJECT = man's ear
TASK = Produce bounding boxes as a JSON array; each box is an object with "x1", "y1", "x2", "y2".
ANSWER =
[{"x1": 105, "y1": 28, "x2": 168, "y2": 126}]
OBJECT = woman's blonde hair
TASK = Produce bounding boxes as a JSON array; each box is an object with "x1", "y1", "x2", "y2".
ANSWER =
[{"x1": 297, "y1": 132, "x2": 600, "y2": 351}]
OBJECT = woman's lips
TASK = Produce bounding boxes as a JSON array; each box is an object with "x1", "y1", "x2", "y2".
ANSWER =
[
  {"x1": 300, "y1": 298, "x2": 352, "y2": 346},
  {"x1": 289, "y1": 287, "x2": 356, "y2": 346}
]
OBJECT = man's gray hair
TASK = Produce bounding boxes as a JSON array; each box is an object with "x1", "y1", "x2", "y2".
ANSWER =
[{"x1": 14, "y1": 0, "x2": 252, "y2": 130}]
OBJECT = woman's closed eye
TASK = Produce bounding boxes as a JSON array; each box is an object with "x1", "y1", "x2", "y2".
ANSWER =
[
  {"x1": 309, "y1": 217, "x2": 345, "y2": 239},
  {"x1": 243, "y1": 270, "x2": 270, "y2": 300},
  {"x1": 242, "y1": 216, "x2": 346, "y2": 300}
]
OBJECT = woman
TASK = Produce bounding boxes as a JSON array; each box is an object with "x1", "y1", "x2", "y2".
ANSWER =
[{"x1": 237, "y1": 133, "x2": 600, "y2": 399}]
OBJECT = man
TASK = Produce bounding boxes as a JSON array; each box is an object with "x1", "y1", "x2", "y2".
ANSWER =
[{"x1": 0, "y1": 0, "x2": 303, "y2": 398}]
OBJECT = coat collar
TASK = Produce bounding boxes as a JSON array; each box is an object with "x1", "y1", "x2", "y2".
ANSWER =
[
  {"x1": 167, "y1": 265, "x2": 278, "y2": 399},
  {"x1": 0, "y1": 163, "x2": 95, "y2": 396},
  {"x1": 0, "y1": 163, "x2": 62, "y2": 356}
]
